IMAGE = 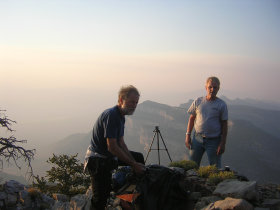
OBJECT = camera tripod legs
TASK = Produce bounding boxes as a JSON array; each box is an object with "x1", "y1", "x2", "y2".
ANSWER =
[{"x1": 144, "y1": 126, "x2": 172, "y2": 165}]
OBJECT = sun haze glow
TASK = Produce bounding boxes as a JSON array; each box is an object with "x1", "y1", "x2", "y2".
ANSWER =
[{"x1": 1, "y1": 0, "x2": 280, "y2": 148}]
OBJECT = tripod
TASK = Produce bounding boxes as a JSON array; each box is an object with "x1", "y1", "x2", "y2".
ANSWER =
[{"x1": 144, "y1": 126, "x2": 172, "y2": 165}]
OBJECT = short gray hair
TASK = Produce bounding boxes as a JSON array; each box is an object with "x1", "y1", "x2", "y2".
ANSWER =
[
  {"x1": 118, "y1": 85, "x2": 140, "y2": 101},
  {"x1": 206, "y1": 76, "x2": 220, "y2": 86}
]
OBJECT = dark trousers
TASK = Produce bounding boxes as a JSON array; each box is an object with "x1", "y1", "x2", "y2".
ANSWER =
[{"x1": 87, "y1": 151, "x2": 144, "y2": 210}]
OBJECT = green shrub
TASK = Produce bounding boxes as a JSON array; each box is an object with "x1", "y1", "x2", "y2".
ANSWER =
[
  {"x1": 33, "y1": 175, "x2": 48, "y2": 194},
  {"x1": 33, "y1": 153, "x2": 90, "y2": 196},
  {"x1": 197, "y1": 165, "x2": 236, "y2": 185},
  {"x1": 197, "y1": 165, "x2": 218, "y2": 178},
  {"x1": 69, "y1": 186, "x2": 88, "y2": 195},
  {"x1": 208, "y1": 171, "x2": 235, "y2": 185},
  {"x1": 169, "y1": 160, "x2": 198, "y2": 171}
]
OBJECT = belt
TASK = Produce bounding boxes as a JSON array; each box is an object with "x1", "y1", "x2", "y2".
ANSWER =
[
  {"x1": 196, "y1": 133, "x2": 220, "y2": 139},
  {"x1": 202, "y1": 136, "x2": 220, "y2": 140}
]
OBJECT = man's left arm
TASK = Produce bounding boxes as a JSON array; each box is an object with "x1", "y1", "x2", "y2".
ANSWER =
[
  {"x1": 217, "y1": 120, "x2": 228, "y2": 155},
  {"x1": 118, "y1": 137, "x2": 146, "y2": 174}
]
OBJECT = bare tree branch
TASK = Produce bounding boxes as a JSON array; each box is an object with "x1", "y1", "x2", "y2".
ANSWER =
[
  {"x1": 0, "y1": 109, "x2": 16, "y2": 132},
  {"x1": 0, "y1": 109, "x2": 35, "y2": 178}
]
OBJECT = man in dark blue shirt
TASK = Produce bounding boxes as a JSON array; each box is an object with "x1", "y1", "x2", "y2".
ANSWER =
[{"x1": 84, "y1": 85, "x2": 145, "y2": 210}]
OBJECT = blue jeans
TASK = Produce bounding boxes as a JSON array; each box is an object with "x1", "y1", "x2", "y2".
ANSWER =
[{"x1": 189, "y1": 133, "x2": 222, "y2": 168}]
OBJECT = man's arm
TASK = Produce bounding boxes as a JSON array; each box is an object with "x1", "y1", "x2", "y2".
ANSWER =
[
  {"x1": 185, "y1": 114, "x2": 196, "y2": 149},
  {"x1": 107, "y1": 138, "x2": 145, "y2": 174},
  {"x1": 118, "y1": 137, "x2": 136, "y2": 161},
  {"x1": 217, "y1": 120, "x2": 228, "y2": 155}
]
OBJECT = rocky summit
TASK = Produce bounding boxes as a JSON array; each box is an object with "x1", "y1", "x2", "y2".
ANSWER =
[{"x1": 1, "y1": 167, "x2": 280, "y2": 210}]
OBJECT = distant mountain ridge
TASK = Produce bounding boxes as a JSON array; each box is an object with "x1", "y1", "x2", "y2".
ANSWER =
[
  {"x1": 41, "y1": 98, "x2": 280, "y2": 184},
  {"x1": 220, "y1": 96, "x2": 280, "y2": 111},
  {"x1": 0, "y1": 171, "x2": 27, "y2": 185},
  {"x1": 180, "y1": 96, "x2": 280, "y2": 111}
]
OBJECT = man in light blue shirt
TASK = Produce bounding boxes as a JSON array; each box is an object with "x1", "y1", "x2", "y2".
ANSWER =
[{"x1": 185, "y1": 76, "x2": 228, "y2": 168}]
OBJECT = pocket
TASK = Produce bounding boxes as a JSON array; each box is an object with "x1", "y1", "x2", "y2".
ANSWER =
[{"x1": 195, "y1": 133, "x2": 204, "y2": 142}]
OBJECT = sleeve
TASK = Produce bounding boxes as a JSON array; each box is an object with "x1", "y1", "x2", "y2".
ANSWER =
[
  {"x1": 220, "y1": 102, "x2": 228, "y2": 121},
  {"x1": 187, "y1": 99, "x2": 198, "y2": 116}
]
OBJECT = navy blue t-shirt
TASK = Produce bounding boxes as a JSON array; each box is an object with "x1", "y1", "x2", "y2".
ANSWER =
[{"x1": 90, "y1": 105, "x2": 125, "y2": 158}]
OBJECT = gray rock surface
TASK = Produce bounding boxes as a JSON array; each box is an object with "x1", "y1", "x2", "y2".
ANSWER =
[
  {"x1": 70, "y1": 194, "x2": 87, "y2": 210},
  {"x1": 53, "y1": 193, "x2": 69, "y2": 202},
  {"x1": 52, "y1": 200, "x2": 71, "y2": 210},
  {"x1": 4, "y1": 180, "x2": 25, "y2": 194},
  {"x1": 261, "y1": 199, "x2": 280, "y2": 210},
  {"x1": 214, "y1": 180, "x2": 259, "y2": 201},
  {"x1": 0, "y1": 171, "x2": 279, "y2": 210}
]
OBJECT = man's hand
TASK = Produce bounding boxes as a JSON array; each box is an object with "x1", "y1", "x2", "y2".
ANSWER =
[
  {"x1": 217, "y1": 143, "x2": 225, "y2": 155},
  {"x1": 132, "y1": 162, "x2": 146, "y2": 174},
  {"x1": 185, "y1": 135, "x2": 191, "y2": 150}
]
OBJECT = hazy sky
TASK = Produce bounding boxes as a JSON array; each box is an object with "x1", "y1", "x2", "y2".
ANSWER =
[{"x1": 1, "y1": 0, "x2": 280, "y2": 149}]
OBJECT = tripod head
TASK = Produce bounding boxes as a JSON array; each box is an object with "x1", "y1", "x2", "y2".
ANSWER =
[{"x1": 153, "y1": 126, "x2": 160, "y2": 133}]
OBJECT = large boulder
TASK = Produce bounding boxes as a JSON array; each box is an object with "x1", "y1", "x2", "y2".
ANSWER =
[
  {"x1": 2, "y1": 180, "x2": 25, "y2": 207},
  {"x1": 213, "y1": 180, "x2": 259, "y2": 201},
  {"x1": 6, "y1": 193, "x2": 17, "y2": 206},
  {"x1": 4, "y1": 180, "x2": 25, "y2": 194},
  {"x1": 52, "y1": 200, "x2": 71, "y2": 210},
  {"x1": 195, "y1": 195, "x2": 222, "y2": 210},
  {"x1": 203, "y1": 197, "x2": 254, "y2": 210},
  {"x1": 0, "y1": 191, "x2": 7, "y2": 209},
  {"x1": 19, "y1": 189, "x2": 32, "y2": 208},
  {"x1": 261, "y1": 199, "x2": 280, "y2": 210},
  {"x1": 41, "y1": 193, "x2": 55, "y2": 207},
  {"x1": 70, "y1": 194, "x2": 87, "y2": 210},
  {"x1": 18, "y1": 188, "x2": 54, "y2": 209}
]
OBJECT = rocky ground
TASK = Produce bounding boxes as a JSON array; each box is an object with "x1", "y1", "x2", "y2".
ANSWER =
[
  {"x1": 182, "y1": 169, "x2": 280, "y2": 210},
  {"x1": 1, "y1": 167, "x2": 280, "y2": 210}
]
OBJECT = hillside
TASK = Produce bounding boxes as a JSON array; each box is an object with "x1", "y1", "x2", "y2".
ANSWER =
[{"x1": 40, "y1": 99, "x2": 280, "y2": 184}]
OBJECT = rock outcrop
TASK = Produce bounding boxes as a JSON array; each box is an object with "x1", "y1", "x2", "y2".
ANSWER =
[
  {"x1": 184, "y1": 169, "x2": 280, "y2": 210},
  {"x1": 1, "y1": 168, "x2": 280, "y2": 209}
]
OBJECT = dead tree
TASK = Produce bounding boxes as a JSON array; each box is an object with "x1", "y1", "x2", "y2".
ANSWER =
[{"x1": 0, "y1": 109, "x2": 35, "y2": 177}]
